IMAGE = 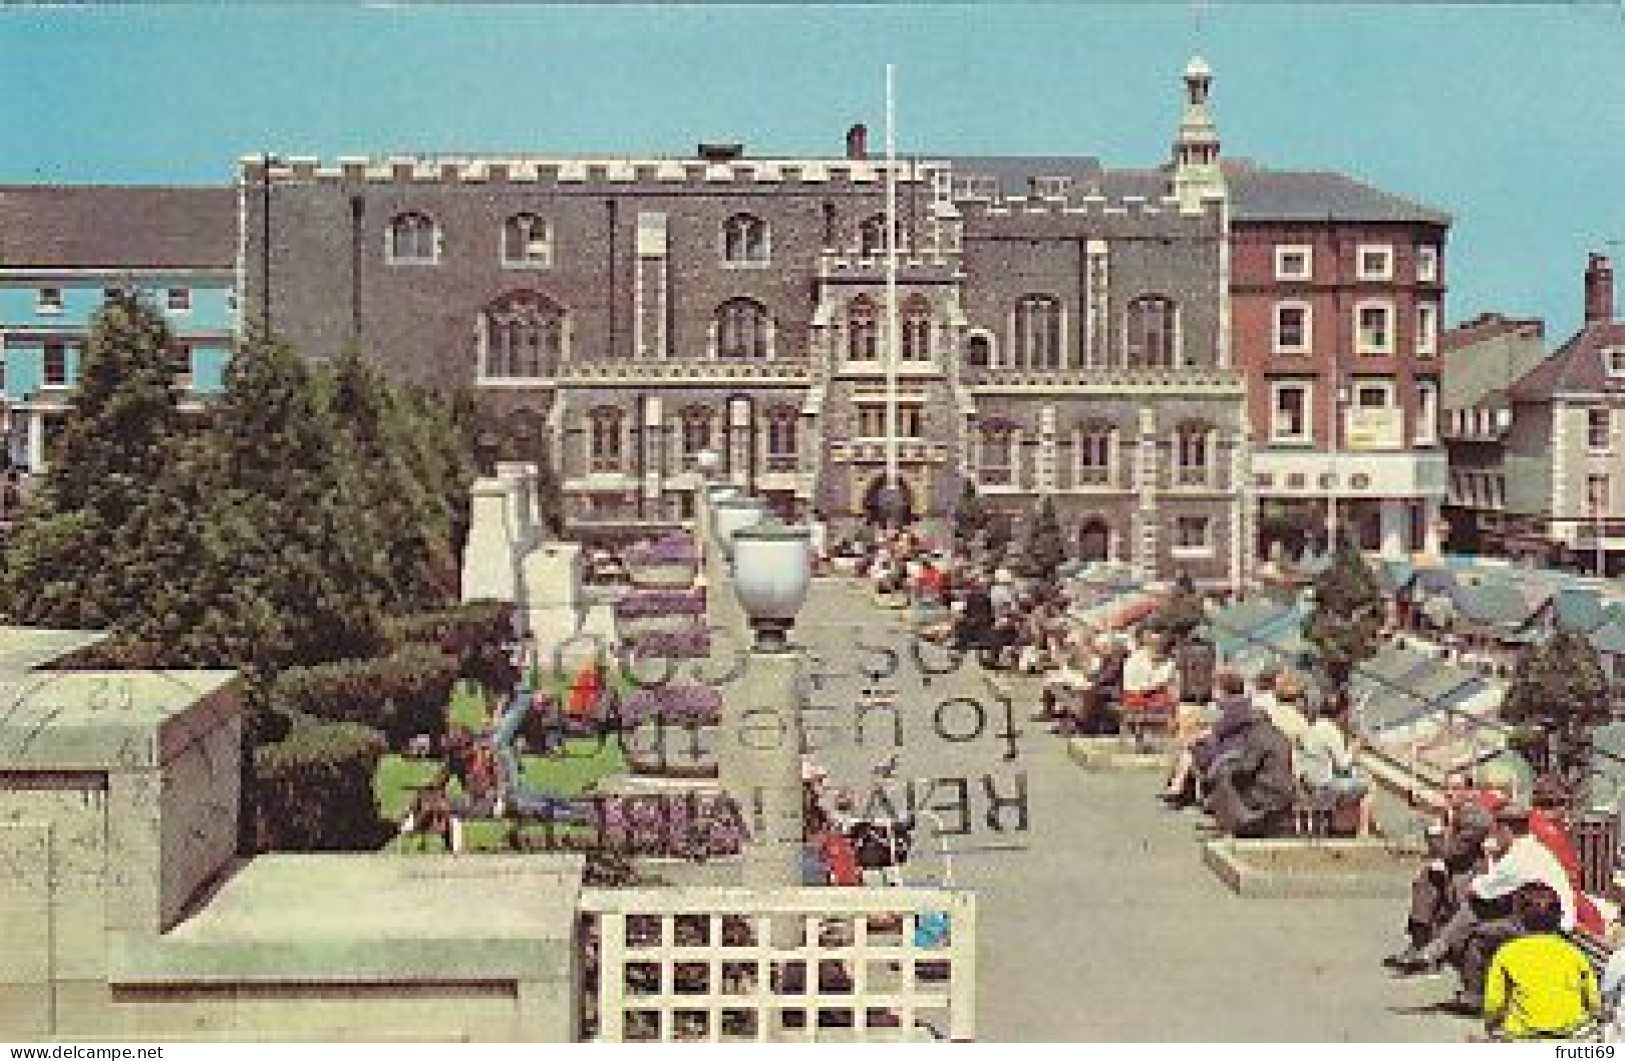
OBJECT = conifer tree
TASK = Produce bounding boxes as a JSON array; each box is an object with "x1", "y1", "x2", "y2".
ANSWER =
[
  {"x1": 952, "y1": 479, "x2": 989, "y2": 553},
  {"x1": 0, "y1": 291, "x2": 182, "y2": 627},
  {"x1": 1303, "y1": 532, "x2": 1386, "y2": 699},
  {"x1": 1023, "y1": 494, "x2": 1068, "y2": 587},
  {"x1": 1502, "y1": 629, "x2": 1611, "y2": 803}
]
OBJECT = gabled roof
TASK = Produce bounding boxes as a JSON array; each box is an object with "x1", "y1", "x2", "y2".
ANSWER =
[
  {"x1": 0, "y1": 186, "x2": 237, "y2": 270},
  {"x1": 1450, "y1": 578, "x2": 1537, "y2": 628},
  {"x1": 1591, "y1": 621, "x2": 1625, "y2": 656},
  {"x1": 1550, "y1": 587, "x2": 1608, "y2": 634},
  {"x1": 1507, "y1": 320, "x2": 1625, "y2": 402}
]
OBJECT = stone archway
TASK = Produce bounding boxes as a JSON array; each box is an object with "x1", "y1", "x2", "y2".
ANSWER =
[
  {"x1": 1077, "y1": 517, "x2": 1110, "y2": 562},
  {"x1": 862, "y1": 475, "x2": 917, "y2": 527}
]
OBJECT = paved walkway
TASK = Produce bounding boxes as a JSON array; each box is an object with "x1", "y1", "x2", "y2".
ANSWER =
[{"x1": 793, "y1": 578, "x2": 1473, "y2": 1042}]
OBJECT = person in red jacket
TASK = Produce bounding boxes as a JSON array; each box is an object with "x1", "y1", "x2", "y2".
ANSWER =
[{"x1": 1530, "y1": 776, "x2": 1606, "y2": 936}]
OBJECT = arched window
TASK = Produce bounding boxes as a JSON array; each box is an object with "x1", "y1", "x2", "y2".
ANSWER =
[
  {"x1": 1126, "y1": 295, "x2": 1177, "y2": 368},
  {"x1": 964, "y1": 332, "x2": 993, "y2": 370},
  {"x1": 680, "y1": 405, "x2": 716, "y2": 468},
  {"x1": 1014, "y1": 295, "x2": 1062, "y2": 370},
  {"x1": 588, "y1": 406, "x2": 624, "y2": 472},
  {"x1": 502, "y1": 213, "x2": 552, "y2": 268},
  {"x1": 979, "y1": 420, "x2": 1017, "y2": 486},
  {"x1": 1174, "y1": 420, "x2": 1212, "y2": 486},
  {"x1": 1076, "y1": 421, "x2": 1115, "y2": 487},
  {"x1": 715, "y1": 298, "x2": 770, "y2": 359},
  {"x1": 387, "y1": 212, "x2": 439, "y2": 263},
  {"x1": 858, "y1": 214, "x2": 891, "y2": 257},
  {"x1": 723, "y1": 214, "x2": 769, "y2": 265},
  {"x1": 765, "y1": 404, "x2": 799, "y2": 471},
  {"x1": 901, "y1": 295, "x2": 932, "y2": 361},
  {"x1": 847, "y1": 296, "x2": 879, "y2": 360},
  {"x1": 481, "y1": 292, "x2": 565, "y2": 379}
]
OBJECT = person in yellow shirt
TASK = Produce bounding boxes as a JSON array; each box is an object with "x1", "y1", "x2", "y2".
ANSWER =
[{"x1": 1483, "y1": 884, "x2": 1601, "y2": 1040}]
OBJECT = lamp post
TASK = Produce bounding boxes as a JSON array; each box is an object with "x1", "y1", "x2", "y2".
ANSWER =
[
  {"x1": 883, "y1": 64, "x2": 901, "y2": 532},
  {"x1": 713, "y1": 496, "x2": 767, "y2": 560},
  {"x1": 728, "y1": 521, "x2": 813, "y2": 890}
]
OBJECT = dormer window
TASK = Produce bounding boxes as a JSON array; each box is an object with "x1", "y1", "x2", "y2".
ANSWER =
[{"x1": 1607, "y1": 347, "x2": 1625, "y2": 378}]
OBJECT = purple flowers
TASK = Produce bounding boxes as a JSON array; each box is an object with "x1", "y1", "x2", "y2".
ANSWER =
[
  {"x1": 628, "y1": 624, "x2": 711, "y2": 659},
  {"x1": 614, "y1": 589, "x2": 706, "y2": 620},
  {"x1": 626, "y1": 532, "x2": 700, "y2": 568},
  {"x1": 622, "y1": 684, "x2": 722, "y2": 727}
]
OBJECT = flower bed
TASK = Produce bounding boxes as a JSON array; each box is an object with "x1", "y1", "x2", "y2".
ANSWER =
[
  {"x1": 627, "y1": 624, "x2": 711, "y2": 660},
  {"x1": 614, "y1": 589, "x2": 706, "y2": 620},
  {"x1": 626, "y1": 532, "x2": 700, "y2": 567},
  {"x1": 621, "y1": 685, "x2": 722, "y2": 727}
]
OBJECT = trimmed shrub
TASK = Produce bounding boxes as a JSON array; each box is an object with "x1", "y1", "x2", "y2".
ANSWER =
[
  {"x1": 270, "y1": 642, "x2": 459, "y2": 745},
  {"x1": 251, "y1": 711, "x2": 389, "y2": 851},
  {"x1": 384, "y1": 600, "x2": 514, "y2": 657}
]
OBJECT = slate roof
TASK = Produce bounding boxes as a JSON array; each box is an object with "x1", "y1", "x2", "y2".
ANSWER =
[
  {"x1": 944, "y1": 157, "x2": 1449, "y2": 224},
  {"x1": 0, "y1": 186, "x2": 237, "y2": 269},
  {"x1": 1450, "y1": 578, "x2": 1537, "y2": 628},
  {"x1": 1550, "y1": 587, "x2": 1608, "y2": 633},
  {"x1": 1507, "y1": 320, "x2": 1625, "y2": 402}
]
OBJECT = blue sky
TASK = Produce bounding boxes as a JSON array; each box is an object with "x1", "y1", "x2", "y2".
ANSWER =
[{"x1": 3, "y1": 3, "x2": 1625, "y2": 338}]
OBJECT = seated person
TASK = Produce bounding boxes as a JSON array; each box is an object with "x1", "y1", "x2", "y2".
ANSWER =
[
  {"x1": 1161, "y1": 666, "x2": 1248, "y2": 807},
  {"x1": 1387, "y1": 771, "x2": 1503, "y2": 969},
  {"x1": 1121, "y1": 629, "x2": 1177, "y2": 736},
  {"x1": 1483, "y1": 884, "x2": 1601, "y2": 1040},
  {"x1": 1396, "y1": 800, "x2": 1579, "y2": 1010},
  {"x1": 1204, "y1": 703, "x2": 1296, "y2": 838},
  {"x1": 1294, "y1": 699, "x2": 1378, "y2": 837},
  {"x1": 399, "y1": 767, "x2": 456, "y2": 852},
  {"x1": 1529, "y1": 775, "x2": 1607, "y2": 937},
  {"x1": 1073, "y1": 639, "x2": 1128, "y2": 736},
  {"x1": 1037, "y1": 639, "x2": 1098, "y2": 725}
]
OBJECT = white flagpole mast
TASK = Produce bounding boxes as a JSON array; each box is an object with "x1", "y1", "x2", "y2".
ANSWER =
[{"x1": 884, "y1": 63, "x2": 900, "y2": 528}]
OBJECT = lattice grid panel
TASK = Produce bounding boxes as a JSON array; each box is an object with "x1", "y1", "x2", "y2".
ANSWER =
[{"x1": 580, "y1": 886, "x2": 976, "y2": 1042}]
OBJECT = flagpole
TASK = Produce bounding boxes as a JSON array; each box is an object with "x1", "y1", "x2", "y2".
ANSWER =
[{"x1": 884, "y1": 63, "x2": 900, "y2": 528}]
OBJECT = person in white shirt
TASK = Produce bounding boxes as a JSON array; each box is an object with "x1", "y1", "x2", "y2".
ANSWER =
[
  {"x1": 1403, "y1": 801, "x2": 1578, "y2": 1008},
  {"x1": 1122, "y1": 629, "x2": 1177, "y2": 716},
  {"x1": 1294, "y1": 701, "x2": 1377, "y2": 836}
]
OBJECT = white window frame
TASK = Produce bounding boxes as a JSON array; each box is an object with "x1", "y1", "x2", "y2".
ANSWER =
[
  {"x1": 1273, "y1": 245, "x2": 1313, "y2": 282},
  {"x1": 1417, "y1": 245, "x2": 1439, "y2": 283},
  {"x1": 1416, "y1": 301, "x2": 1439, "y2": 359},
  {"x1": 41, "y1": 341, "x2": 69, "y2": 389},
  {"x1": 1354, "y1": 300, "x2": 1395, "y2": 356},
  {"x1": 721, "y1": 213, "x2": 771, "y2": 268},
  {"x1": 1354, "y1": 379, "x2": 1395, "y2": 410},
  {"x1": 1170, "y1": 515, "x2": 1214, "y2": 559},
  {"x1": 1272, "y1": 300, "x2": 1313, "y2": 355},
  {"x1": 1269, "y1": 380, "x2": 1313, "y2": 445},
  {"x1": 385, "y1": 213, "x2": 441, "y2": 265},
  {"x1": 36, "y1": 287, "x2": 63, "y2": 315},
  {"x1": 1589, "y1": 473, "x2": 1611, "y2": 516},
  {"x1": 166, "y1": 287, "x2": 192, "y2": 313},
  {"x1": 1416, "y1": 379, "x2": 1440, "y2": 447},
  {"x1": 1589, "y1": 407, "x2": 1613, "y2": 454},
  {"x1": 1605, "y1": 347, "x2": 1625, "y2": 378},
  {"x1": 1357, "y1": 243, "x2": 1395, "y2": 281},
  {"x1": 501, "y1": 213, "x2": 554, "y2": 270}
]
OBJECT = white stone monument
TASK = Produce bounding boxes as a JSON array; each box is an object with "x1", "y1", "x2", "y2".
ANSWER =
[{"x1": 460, "y1": 477, "x2": 521, "y2": 603}]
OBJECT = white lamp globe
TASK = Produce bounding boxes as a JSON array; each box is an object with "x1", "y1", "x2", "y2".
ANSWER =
[
  {"x1": 695, "y1": 448, "x2": 721, "y2": 477},
  {"x1": 733, "y1": 522, "x2": 812, "y2": 649}
]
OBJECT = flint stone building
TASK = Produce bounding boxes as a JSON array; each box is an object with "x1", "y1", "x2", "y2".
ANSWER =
[
  {"x1": 238, "y1": 60, "x2": 1450, "y2": 585},
  {"x1": 243, "y1": 61, "x2": 1254, "y2": 585}
]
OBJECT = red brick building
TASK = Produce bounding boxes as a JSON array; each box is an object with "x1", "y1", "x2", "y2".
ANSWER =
[{"x1": 1227, "y1": 169, "x2": 1450, "y2": 559}]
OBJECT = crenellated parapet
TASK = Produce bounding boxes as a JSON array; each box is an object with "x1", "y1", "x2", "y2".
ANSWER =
[{"x1": 238, "y1": 154, "x2": 949, "y2": 190}]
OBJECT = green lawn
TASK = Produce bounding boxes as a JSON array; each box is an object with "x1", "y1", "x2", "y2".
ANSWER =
[{"x1": 375, "y1": 725, "x2": 626, "y2": 854}]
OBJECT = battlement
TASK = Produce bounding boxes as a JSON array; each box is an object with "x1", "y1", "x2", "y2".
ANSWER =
[
  {"x1": 966, "y1": 189, "x2": 1225, "y2": 222},
  {"x1": 239, "y1": 154, "x2": 949, "y2": 189}
]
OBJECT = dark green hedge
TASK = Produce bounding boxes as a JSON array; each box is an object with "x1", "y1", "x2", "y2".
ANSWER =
[
  {"x1": 383, "y1": 600, "x2": 514, "y2": 657},
  {"x1": 251, "y1": 711, "x2": 389, "y2": 851},
  {"x1": 269, "y1": 642, "x2": 459, "y2": 745}
]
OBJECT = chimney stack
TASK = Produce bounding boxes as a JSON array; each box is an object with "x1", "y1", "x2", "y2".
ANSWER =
[
  {"x1": 845, "y1": 123, "x2": 868, "y2": 161},
  {"x1": 1586, "y1": 252, "x2": 1615, "y2": 325}
]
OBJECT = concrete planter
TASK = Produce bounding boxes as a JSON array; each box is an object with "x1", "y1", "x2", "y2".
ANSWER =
[{"x1": 1203, "y1": 838, "x2": 1419, "y2": 898}]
